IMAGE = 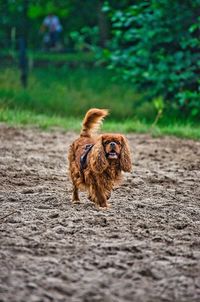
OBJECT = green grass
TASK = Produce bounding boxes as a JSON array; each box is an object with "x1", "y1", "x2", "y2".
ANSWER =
[
  {"x1": 29, "y1": 51, "x2": 95, "y2": 63},
  {"x1": 0, "y1": 66, "x2": 199, "y2": 140},
  {"x1": 1, "y1": 108, "x2": 200, "y2": 140},
  {"x1": 0, "y1": 49, "x2": 95, "y2": 63},
  {"x1": 0, "y1": 67, "x2": 142, "y2": 119}
]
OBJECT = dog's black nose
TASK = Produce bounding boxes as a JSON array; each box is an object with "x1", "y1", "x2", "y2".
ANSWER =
[{"x1": 110, "y1": 142, "x2": 116, "y2": 148}]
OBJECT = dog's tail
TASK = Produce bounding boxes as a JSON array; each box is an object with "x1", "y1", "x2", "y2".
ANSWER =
[{"x1": 80, "y1": 108, "x2": 109, "y2": 137}]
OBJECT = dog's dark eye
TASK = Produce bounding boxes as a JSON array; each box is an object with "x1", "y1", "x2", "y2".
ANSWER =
[
  {"x1": 103, "y1": 140, "x2": 110, "y2": 146},
  {"x1": 116, "y1": 141, "x2": 121, "y2": 146}
]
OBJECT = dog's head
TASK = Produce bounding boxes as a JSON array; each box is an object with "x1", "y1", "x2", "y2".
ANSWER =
[
  {"x1": 91, "y1": 134, "x2": 132, "y2": 173},
  {"x1": 102, "y1": 134, "x2": 124, "y2": 160}
]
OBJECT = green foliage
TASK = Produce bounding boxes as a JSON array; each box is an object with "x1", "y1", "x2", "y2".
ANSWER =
[
  {"x1": 105, "y1": 0, "x2": 200, "y2": 119},
  {"x1": 153, "y1": 97, "x2": 164, "y2": 113},
  {"x1": 1, "y1": 0, "x2": 200, "y2": 125},
  {"x1": 69, "y1": 26, "x2": 99, "y2": 51}
]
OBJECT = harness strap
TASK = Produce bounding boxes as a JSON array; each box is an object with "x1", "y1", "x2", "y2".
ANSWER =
[{"x1": 80, "y1": 144, "x2": 94, "y2": 171}]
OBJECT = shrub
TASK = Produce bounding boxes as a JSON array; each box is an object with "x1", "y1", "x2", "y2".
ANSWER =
[{"x1": 104, "y1": 0, "x2": 200, "y2": 119}]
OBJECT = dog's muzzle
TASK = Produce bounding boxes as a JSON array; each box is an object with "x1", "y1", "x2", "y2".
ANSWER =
[{"x1": 107, "y1": 142, "x2": 118, "y2": 159}]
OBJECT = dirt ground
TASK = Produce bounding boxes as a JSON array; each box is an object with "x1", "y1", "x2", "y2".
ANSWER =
[{"x1": 0, "y1": 124, "x2": 200, "y2": 302}]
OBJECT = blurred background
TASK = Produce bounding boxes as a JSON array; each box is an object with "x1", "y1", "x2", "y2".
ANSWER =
[{"x1": 0, "y1": 0, "x2": 199, "y2": 137}]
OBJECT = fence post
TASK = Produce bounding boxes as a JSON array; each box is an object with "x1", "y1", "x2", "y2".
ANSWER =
[
  {"x1": 19, "y1": 37, "x2": 28, "y2": 88},
  {"x1": 19, "y1": 0, "x2": 29, "y2": 88}
]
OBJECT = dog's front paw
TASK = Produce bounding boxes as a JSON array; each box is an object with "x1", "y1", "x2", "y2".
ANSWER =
[
  {"x1": 97, "y1": 202, "x2": 111, "y2": 210},
  {"x1": 72, "y1": 199, "x2": 82, "y2": 204}
]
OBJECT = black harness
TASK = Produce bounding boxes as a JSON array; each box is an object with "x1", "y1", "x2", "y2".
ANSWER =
[{"x1": 80, "y1": 144, "x2": 94, "y2": 171}]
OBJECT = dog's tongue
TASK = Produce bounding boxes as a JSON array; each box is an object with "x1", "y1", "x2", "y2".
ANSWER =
[{"x1": 108, "y1": 152, "x2": 118, "y2": 159}]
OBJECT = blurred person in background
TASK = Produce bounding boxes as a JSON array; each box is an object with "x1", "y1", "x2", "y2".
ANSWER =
[{"x1": 40, "y1": 13, "x2": 63, "y2": 51}]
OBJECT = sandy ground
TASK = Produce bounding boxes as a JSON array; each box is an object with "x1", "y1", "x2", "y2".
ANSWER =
[{"x1": 0, "y1": 124, "x2": 200, "y2": 302}]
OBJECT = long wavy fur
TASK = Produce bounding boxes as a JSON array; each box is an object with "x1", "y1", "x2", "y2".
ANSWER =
[
  {"x1": 68, "y1": 108, "x2": 132, "y2": 209},
  {"x1": 80, "y1": 108, "x2": 109, "y2": 137}
]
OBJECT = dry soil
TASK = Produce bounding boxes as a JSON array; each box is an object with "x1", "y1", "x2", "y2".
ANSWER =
[{"x1": 0, "y1": 125, "x2": 200, "y2": 302}]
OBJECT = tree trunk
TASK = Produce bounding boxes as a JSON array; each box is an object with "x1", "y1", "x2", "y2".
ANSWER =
[{"x1": 97, "y1": 0, "x2": 110, "y2": 47}]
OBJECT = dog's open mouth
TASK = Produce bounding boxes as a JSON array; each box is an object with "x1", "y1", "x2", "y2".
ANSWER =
[{"x1": 107, "y1": 151, "x2": 118, "y2": 159}]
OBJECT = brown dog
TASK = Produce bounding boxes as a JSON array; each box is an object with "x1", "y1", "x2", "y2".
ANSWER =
[{"x1": 68, "y1": 108, "x2": 132, "y2": 209}]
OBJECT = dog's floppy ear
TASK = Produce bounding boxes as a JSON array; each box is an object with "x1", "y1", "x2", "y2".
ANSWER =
[
  {"x1": 91, "y1": 136, "x2": 108, "y2": 173},
  {"x1": 120, "y1": 136, "x2": 132, "y2": 172}
]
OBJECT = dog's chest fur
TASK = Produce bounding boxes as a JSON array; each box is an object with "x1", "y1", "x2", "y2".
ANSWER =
[
  {"x1": 103, "y1": 162, "x2": 121, "y2": 180},
  {"x1": 100, "y1": 162, "x2": 122, "y2": 190}
]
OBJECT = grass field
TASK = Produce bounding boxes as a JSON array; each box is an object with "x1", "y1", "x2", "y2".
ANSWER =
[
  {"x1": 0, "y1": 67, "x2": 142, "y2": 119},
  {"x1": 0, "y1": 66, "x2": 199, "y2": 140},
  {"x1": 1, "y1": 108, "x2": 200, "y2": 140}
]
